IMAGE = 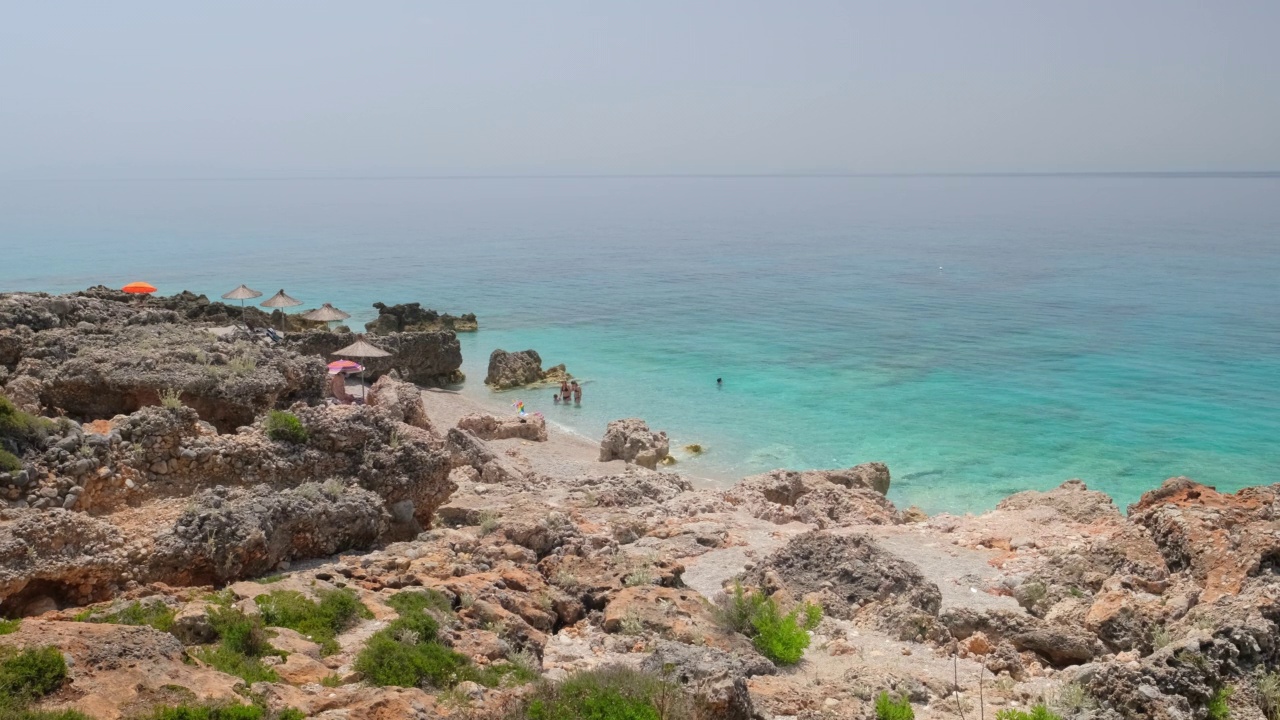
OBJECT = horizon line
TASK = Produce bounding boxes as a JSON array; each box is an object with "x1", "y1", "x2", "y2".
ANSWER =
[{"x1": 3, "y1": 170, "x2": 1280, "y2": 182}]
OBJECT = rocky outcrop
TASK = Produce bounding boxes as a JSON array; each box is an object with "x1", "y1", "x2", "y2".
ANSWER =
[
  {"x1": 598, "y1": 418, "x2": 669, "y2": 469},
  {"x1": 725, "y1": 466, "x2": 899, "y2": 527},
  {"x1": 0, "y1": 508, "x2": 130, "y2": 614},
  {"x1": 745, "y1": 531, "x2": 942, "y2": 632},
  {"x1": 484, "y1": 348, "x2": 569, "y2": 389},
  {"x1": 368, "y1": 374, "x2": 433, "y2": 431},
  {"x1": 7, "y1": 321, "x2": 325, "y2": 432},
  {"x1": 288, "y1": 330, "x2": 463, "y2": 387},
  {"x1": 641, "y1": 640, "x2": 775, "y2": 720},
  {"x1": 1128, "y1": 477, "x2": 1280, "y2": 604},
  {"x1": 148, "y1": 483, "x2": 389, "y2": 586},
  {"x1": 456, "y1": 413, "x2": 548, "y2": 442},
  {"x1": 364, "y1": 301, "x2": 478, "y2": 334}
]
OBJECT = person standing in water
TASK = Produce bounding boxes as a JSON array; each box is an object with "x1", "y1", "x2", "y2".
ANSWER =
[
  {"x1": 560, "y1": 380, "x2": 572, "y2": 403},
  {"x1": 572, "y1": 380, "x2": 582, "y2": 405}
]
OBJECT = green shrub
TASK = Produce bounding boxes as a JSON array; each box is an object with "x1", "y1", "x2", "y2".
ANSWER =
[
  {"x1": 996, "y1": 705, "x2": 1062, "y2": 720},
  {"x1": 264, "y1": 410, "x2": 307, "y2": 444},
  {"x1": 1206, "y1": 686, "x2": 1232, "y2": 720},
  {"x1": 386, "y1": 590, "x2": 453, "y2": 617},
  {"x1": 874, "y1": 692, "x2": 914, "y2": 720},
  {"x1": 711, "y1": 582, "x2": 820, "y2": 665},
  {"x1": 192, "y1": 608, "x2": 279, "y2": 684},
  {"x1": 0, "y1": 449, "x2": 20, "y2": 473},
  {"x1": 516, "y1": 666, "x2": 691, "y2": 720},
  {"x1": 255, "y1": 589, "x2": 370, "y2": 656},
  {"x1": 354, "y1": 589, "x2": 531, "y2": 690},
  {"x1": 0, "y1": 647, "x2": 67, "y2": 701},
  {"x1": 355, "y1": 634, "x2": 470, "y2": 688},
  {"x1": 158, "y1": 388, "x2": 185, "y2": 410},
  {"x1": 0, "y1": 619, "x2": 18, "y2": 635},
  {"x1": 76, "y1": 601, "x2": 175, "y2": 633},
  {"x1": 0, "y1": 395, "x2": 53, "y2": 446}
]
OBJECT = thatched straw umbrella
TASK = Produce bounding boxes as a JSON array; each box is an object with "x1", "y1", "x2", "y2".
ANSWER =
[
  {"x1": 260, "y1": 289, "x2": 302, "y2": 331},
  {"x1": 221, "y1": 285, "x2": 263, "y2": 324},
  {"x1": 332, "y1": 335, "x2": 391, "y2": 399},
  {"x1": 300, "y1": 303, "x2": 351, "y2": 326}
]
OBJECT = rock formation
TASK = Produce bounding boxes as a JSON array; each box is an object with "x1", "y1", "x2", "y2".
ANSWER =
[
  {"x1": 484, "y1": 348, "x2": 569, "y2": 389},
  {"x1": 456, "y1": 413, "x2": 548, "y2": 442},
  {"x1": 288, "y1": 330, "x2": 463, "y2": 387},
  {"x1": 364, "y1": 301, "x2": 478, "y2": 334},
  {"x1": 598, "y1": 417, "x2": 669, "y2": 468}
]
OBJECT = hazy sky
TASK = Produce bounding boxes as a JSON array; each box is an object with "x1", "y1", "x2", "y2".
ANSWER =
[{"x1": 2, "y1": 1, "x2": 1277, "y2": 177}]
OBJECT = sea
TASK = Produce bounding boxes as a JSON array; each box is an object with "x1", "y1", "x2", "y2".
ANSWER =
[{"x1": 1, "y1": 174, "x2": 1278, "y2": 514}]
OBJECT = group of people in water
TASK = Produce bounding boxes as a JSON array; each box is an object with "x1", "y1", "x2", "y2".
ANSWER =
[{"x1": 554, "y1": 380, "x2": 582, "y2": 405}]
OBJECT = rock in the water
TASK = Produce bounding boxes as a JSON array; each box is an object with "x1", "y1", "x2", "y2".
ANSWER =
[
  {"x1": 364, "y1": 301, "x2": 477, "y2": 334},
  {"x1": 456, "y1": 413, "x2": 548, "y2": 442},
  {"x1": 598, "y1": 418, "x2": 669, "y2": 469},
  {"x1": 484, "y1": 348, "x2": 568, "y2": 389}
]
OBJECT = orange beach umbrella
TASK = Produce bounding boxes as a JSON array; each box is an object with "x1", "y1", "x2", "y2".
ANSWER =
[{"x1": 122, "y1": 281, "x2": 157, "y2": 295}]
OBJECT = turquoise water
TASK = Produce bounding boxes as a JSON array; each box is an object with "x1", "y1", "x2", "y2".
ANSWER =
[{"x1": 2, "y1": 175, "x2": 1278, "y2": 512}]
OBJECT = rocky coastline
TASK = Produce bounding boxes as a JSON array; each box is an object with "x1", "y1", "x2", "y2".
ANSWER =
[{"x1": 1, "y1": 288, "x2": 1277, "y2": 720}]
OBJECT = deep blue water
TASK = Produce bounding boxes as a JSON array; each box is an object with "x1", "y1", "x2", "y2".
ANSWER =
[{"x1": 1, "y1": 175, "x2": 1278, "y2": 512}]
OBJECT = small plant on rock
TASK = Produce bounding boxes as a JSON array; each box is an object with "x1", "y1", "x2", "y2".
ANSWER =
[
  {"x1": 0, "y1": 619, "x2": 19, "y2": 635},
  {"x1": 264, "y1": 410, "x2": 308, "y2": 444},
  {"x1": 874, "y1": 692, "x2": 914, "y2": 720},
  {"x1": 1051, "y1": 682, "x2": 1096, "y2": 717},
  {"x1": 193, "y1": 607, "x2": 279, "y2": 684},
  {"x1": 477, "y1": 511, "x2": 500, "y2": 536},
  {"x1": 711, "y1": 582, "x2": 821, "y2": 666},
  {"x1": 1258, "y1": 672, "x2": 1280, "y2": 720},
  {"x1": 158, "y1": 388, "x2": 185, "y2": 410},
  {"x1": 0, "y1": 449, "x2": 22, "y2": 473},
  {"x1": 1206, "y1": 686, "x2": 1232, "y2": 720}
]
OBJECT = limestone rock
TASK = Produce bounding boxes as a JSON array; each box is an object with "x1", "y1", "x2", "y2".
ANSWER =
[
  {"x1": 640, "y1": 640, "x2": 775, "y2": 720},
  {"x1": 368, "y1": 374, "x2": 433, "y2": 431},
  {"x1": 456, "y1": 413, "x2": 548, "y2": 442},
  {"x1": 598, "y1": 418, "x2": 669, "y2": 469},
  {"x1": 289, "y1": 330, "x2": 463, "y2": 387},
  {"x1": 364, "y1": 301, "x2": 477, "y2": 334},
  {"x1": 725, "y1": 468, "x2": 899, "y2": 527},
  {"x1": 484, "y1": 348, "x2": 568, "y2": 389}
]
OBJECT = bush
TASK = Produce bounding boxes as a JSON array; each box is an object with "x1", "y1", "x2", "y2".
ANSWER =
[
  {"x1": 193, "y1": 608, "x2": 279, "y2": 684},
  {"x1": 0, "y1": 449, "x2": 20, "y2": 473},
  {"x1": 264, "y1": 410, "x2": 307, "y2": 444},
  {"x1": 255, "y1": 589, "x2": 370, "y2": 656},
  {"x1": 1206, "y1": 687, "x2": 1232, "y2": 720},
  {"x1": 75, "y1": 601, "x2": 175, "y2": 633},
  {"x1": 0, "y1": 395, "x2": 53, "y2": 447},
  {"x1": 996, "y1": 705, "x2": 1062, "y2": 720},
  {"x1": 0, "y1": 710, "x2": 93, "y2": 720},
  {"x1": 354, "y1": 589, "x2": 533, "y2": 690},
  {"x1": 0, "y1": 647, "x2": 67, "y2": 701},
  {"x1": 711, "y1": 582, "x2": 820, "y2": 665},
  {"x1": 515, "y1": 666, "x2": 691, "y2": 720},
  {"x1": 874, "y1": 692, "x2": 914, "y2": 720},
  {"x1": 0, "y1": 619, "x2": 18, "y2": 636},
  {"x1": 158, "y1": 388, "x2": 185, "y2": 410}
]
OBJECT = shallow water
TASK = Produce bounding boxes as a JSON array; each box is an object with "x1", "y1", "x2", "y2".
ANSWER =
[{"x1": 2, "y1": 175, "x2": 1278, "y2": 512}]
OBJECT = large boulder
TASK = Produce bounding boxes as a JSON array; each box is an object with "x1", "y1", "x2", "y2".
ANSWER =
[
  {"x1": 598, "y1": 418, "x2": 669, "y2": 469},
  {"x1": 484, "y1": 348, "x2": 568, "y2": 389},
  {"x1": 456, "y1": 413, "x2": 547, "y2": 442},
  {"x1": 725, "y1": 467, "x2": 899, "y2": 527},
  {"x1": 0, "y1": 508, "x2": 130, "y2": 615},
  {"x1": 640, "y1": 640, "x2": 775, "y2": 720},
  {"x1": 148, "y1": 483, "x2": 389, "y2": 586},
  {"x1": 368, "y1": 374, "x2": 433, "y2": 431},
  {"x1": 289, "y1": 330, "x2": 463, "y2": 387}
]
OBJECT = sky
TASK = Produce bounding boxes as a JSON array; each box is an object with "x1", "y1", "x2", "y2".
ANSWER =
[{"x1": 1, "y1": 1, "x2": 1278, "y2": 177}]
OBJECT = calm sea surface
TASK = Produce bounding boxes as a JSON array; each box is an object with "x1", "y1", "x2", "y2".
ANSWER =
[{"x1": 1, "y1": 175, "x2": 1278, "y2": 512}]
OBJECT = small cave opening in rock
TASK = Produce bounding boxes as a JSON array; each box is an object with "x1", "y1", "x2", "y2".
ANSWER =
[{"x1": 0, "y1": 578, "x2": 104, "y2": 618}]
